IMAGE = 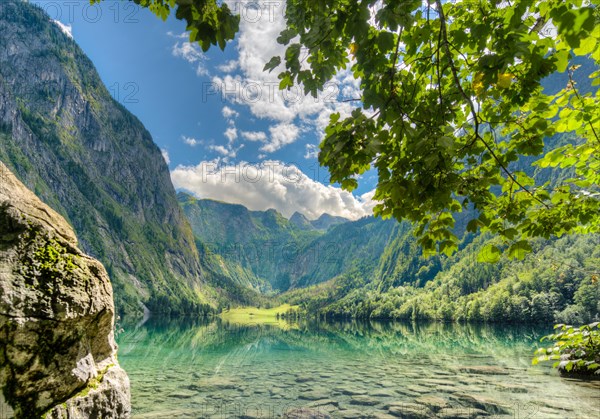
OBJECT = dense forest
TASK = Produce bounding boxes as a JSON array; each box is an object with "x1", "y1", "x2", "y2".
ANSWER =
[{"x1": 283, "y1": 233, "x2": 599, "y2": 324}]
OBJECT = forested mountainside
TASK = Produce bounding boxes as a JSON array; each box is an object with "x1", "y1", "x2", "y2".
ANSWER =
[
  {"x1": 283, "y1": 233, "x2": 600, "y2": 324},
  {"x1": 0, "y1": 1, "x2": 214, "y2": 315},
  {"x1": 180, "y1": 189, "x2": 598, "y2": 324},
  {"x1": 180, "y1": 192, "x2": 443, "y2": 293},
  {"x1": 179, "y1": 193, "x2": 319, "y2": 293}
]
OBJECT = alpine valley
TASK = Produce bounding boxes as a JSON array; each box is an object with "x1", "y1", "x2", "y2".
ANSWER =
[
  {"x1": 0, "y1": 1, "x2": 599, "y2": 417},
  {"x1": 0, "y1": 0, "x2": 597, "y2": 324}
]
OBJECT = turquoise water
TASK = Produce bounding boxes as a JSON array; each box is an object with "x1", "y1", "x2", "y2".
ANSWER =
[{"x1": 117, "y1": 318, "x2": 599, "y2": 418}]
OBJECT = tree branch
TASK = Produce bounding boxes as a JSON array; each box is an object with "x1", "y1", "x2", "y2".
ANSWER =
[
  {"x1": 569, "y1": 69, "x2": 600, "y2": 146},
  {"x1": 435, "y1": 0, "x2": 550, "y2": 210}
]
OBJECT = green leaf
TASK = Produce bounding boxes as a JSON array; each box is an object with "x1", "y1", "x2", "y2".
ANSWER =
[
  {"x1": 477, "y1": 245, "x2": 501, "y2": 263},
  {"x1": 279, "y1": 73, "x2": 294, "y2": 89},
  {"x1": 554, "y1": 49, "x2": 570, "y2": 73},
  {"x1": 341, "y1": 178, "x2": 358, "y2": 191},
  {"x1": 263, "y1": 56, "x2": 282, "y2": 73},
  {"x1": 574, "y1": 36, "x2": 597, "y2": 56},
  {"x1": 508, "y1": 240, "x2": 532, "y2": 260},
  {"x1": 502, "y1": 228, "x2": 518, "y2": 240}
]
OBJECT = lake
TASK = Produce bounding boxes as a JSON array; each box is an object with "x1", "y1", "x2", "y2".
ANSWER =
[{"x1": 116, "y1": 317, "x2": 599, "y2": 418}]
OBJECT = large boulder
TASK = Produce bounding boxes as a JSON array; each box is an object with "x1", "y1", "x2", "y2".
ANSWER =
[{"x1": 0, "y1": 161, "x2": 130, "y2": 417}]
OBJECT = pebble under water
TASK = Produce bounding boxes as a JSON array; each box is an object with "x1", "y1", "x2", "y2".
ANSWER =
[{"x1": 117, "y1": 318, "x2": 599, "y2": 418}]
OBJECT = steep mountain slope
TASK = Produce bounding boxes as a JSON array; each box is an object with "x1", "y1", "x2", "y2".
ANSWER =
[
  {"x1": 179, "y1": 192, "x2": 441, "y2": 293},
  {"x1": 289, "y1": 212, "x2": 314, "y2": 230},
  {"x1": 285, "y1": 218, "x2": 426, "y2": 289},
  {"x1": 0, "y1": 1, "x2": 213, "y2": 315},
  {"x1": 178, "y1": 192, "x2": 321, "y2": 292}
]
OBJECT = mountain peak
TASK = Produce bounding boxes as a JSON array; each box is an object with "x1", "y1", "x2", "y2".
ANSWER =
[
  {"x1": 311, "y1": 213, "x2": 349, "y2": 230},
  {"x1": 288, "y1": 211, "x2": 349, "y2": 231},
  {"x1": 289, "y1": 211, "x2": 314, "y2": 230}
]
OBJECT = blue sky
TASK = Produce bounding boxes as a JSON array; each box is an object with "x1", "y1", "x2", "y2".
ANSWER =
[{"x1": 36, "y1": 0, "x2": 377, "y2": 219}]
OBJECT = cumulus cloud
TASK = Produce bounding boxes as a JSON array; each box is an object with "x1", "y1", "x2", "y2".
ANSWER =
[
  {"x1": 183, "y1": 136, "x2": 201, "y2": 146},
  {"x1": 171, "y1": 160, "x2": 375, "y2": 220},
  {"x1": 53, "y1": 20, "x2": 73, "y2": 39},
  {"x1": 358, "y1": 189, "x2": 378, "y2": 215},
  {"x1": 241, "y1": 131, "x2": 267, "y2": 142},
  {"x1": 261, "y1": 123, "x2": 300, "y2": 153},
  {"x1": 172, "y1": 39, "x2": 209, "y2": 76},
  {"x1": 222, "y1": 106, "x2": 239, "y2": 119},
  {"x1": 224, "y1": 127, "x2": 238, "y2": 144},
  {"x1": 209, "y1": 1, "x2": 364, "y2": 155},
  {"x1": 208, "y1": 144, "x2": 244, "y2": 158},
  {"x1": 218, "y1": 60, "x2": 239, "y2": 72},
  {"x1": 209, "y1": 145, "x2": 229, "y2": 156}
]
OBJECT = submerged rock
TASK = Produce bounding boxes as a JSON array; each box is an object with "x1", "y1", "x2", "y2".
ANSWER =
[
  {"x1": 335, "y1": 386, "x2": 367, "y2": 396},
  {"x1": 349, "y1": 395, "x2": 381, "y2": 406},
  {"x1": 415, "y1": 395, "x2": 448, "y2": 412},
  {"x1": 283, "y1": 407, "x2": 331, "y2": 419},
  {"x1": 451, "y1": 393, "x2": 510, "y2": 415},
  {"x1": 299, "y1": 389, "x2": 331, "y2": 401},
  {"x1": 387, "y1": 402, "x2": 433, "y2": 418},
  {"x1": 188, "y1": 376, "x2": 238, "y2": 391},
  {"x1": 337, "y1": 409, "x2": 367, "y2": 418},
  {"x1": 437, "y1": 407, "x2": 490, "y2": 418},
  {"x1": 0, "y1": 162, "x2": 130, "y2": 417},
  {"x1": 457, "y1": 366, "x2": 510, "y2": 375}
]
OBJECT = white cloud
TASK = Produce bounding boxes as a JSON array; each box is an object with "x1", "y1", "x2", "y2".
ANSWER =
[
  {"x1": 209, "y1": 145, "x2": 230, "y2": 156},
  {"x1": 358, "y1": 189, "x2": 378, "y2": 215},
  {"x1": 304, "y1": 144, "x2": 319, "y2": 159},
  {"x1": 208, "y1": 143, "x2": 244, "y2": 159},
  {"x1": 167, "y1": 31, "x2": 188, "y2": 39},
  {"x1": 172, "y1": 41, "x2": 202, "y2": 63},
  {"x1": 224, "y1": 127, "x2": 238, "y2": 144},
  {"x1": 171, "y1": 160, "x2": 375, "y2": 220},
  {"x1": 261, "y1": 123, "x2": 300, "y2": 153},
  {"x1": 53, "y1": 20, "x2": 73, "y2": 39},
  {"x1": 183, "y1": 136, "x2": 200, "y2": 146},
  {"x1": 208, "y1": 145, "x2": 236, "y2": 157},
  {"x1": 161, "y1": 149, "x2": 170, "y2": 165},
  {"x1": 218, "y1": 60, "x2": 239, "y2": 72},
  {"x1": 172, "y1": 41, "x2": 209, "y2": 76},
  {"x1": 222, "y1": 106, "x2": 239, "y2": 119},
  {"x1": 209, "y1": 0, "x2": 364, "y2": 156},
  {"x1": 241, "y1": 131, "x2": 267, "y2": 142}
]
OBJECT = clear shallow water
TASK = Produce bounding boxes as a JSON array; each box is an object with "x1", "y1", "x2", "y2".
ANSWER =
[{"x1": 116, "y1": 318, "x2": 599, "y2": 418}]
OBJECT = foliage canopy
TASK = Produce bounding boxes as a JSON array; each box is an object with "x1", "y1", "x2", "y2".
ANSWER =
[
  {"x1": 533, "y1": 322, "x2": 600, "y2": 375},
  {"x1": 107, "y1": 0, "x2": 600, "y2": 260}
]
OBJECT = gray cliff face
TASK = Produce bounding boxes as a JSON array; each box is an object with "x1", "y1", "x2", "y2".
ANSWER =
[
  {"x1": 0, "y1": 162, "x2": 130, "y2": 417},
  {"x1": 0, "y1": 1, "x2": 211, "y2": 315}
]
